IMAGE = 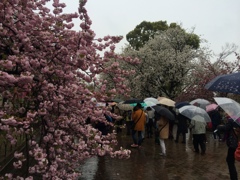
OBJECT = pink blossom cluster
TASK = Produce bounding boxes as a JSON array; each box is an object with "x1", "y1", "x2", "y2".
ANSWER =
[{"x1": 0, "y1": 0, "x2": 136, "y2": 179}]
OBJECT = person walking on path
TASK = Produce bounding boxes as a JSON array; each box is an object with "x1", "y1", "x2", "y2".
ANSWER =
[
  {"x1": 156, "y1": 115, "x2": 169, "y2": 156},
  {"x1": 189, "y1": 115, "x2": 207, "y2": 155},
  {"x1": 131, "y1": 103, "x2": 146, "y2": 148},
  {"x1": 209, "y1": 108, "x2": 222, "y2": 141},
  {"x1": 168, "y1": 107, "x2": 175, "y2": 140},
  {"x1": 124, "y1": 110, "x2": 132, "y2": 135},
  {"x1": 146, "y1": 107, "x2": 154, "y2": 138},
  {"x1": 217, "y1": 116, "x2": 240, "y2": 180},
  {"x1": 175, "y1": 113, "x2": 189, "y2": 144}
]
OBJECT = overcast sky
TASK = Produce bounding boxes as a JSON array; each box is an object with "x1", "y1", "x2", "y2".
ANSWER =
[{"x1": 49, "y1": 0, "x2": 240, "y2": 56}]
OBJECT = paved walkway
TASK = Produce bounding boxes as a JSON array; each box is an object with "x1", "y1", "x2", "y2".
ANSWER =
[{"x1": 79, "y1": 125, "x2": 239, "y2": 180}]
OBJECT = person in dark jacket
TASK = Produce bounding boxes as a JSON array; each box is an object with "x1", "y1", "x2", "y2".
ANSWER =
[
  {"x1": 146, "y1": 107, "x2": 154, "y2": 138},
  {"x1": 95, "y1": 114, "x2": 113, "y2": 135},
  {"x1": 209, "y1": 108, "x2": 222, "y2": 140},
  {"x1": 217, "y1": 118, "x2": 240, "y2": 180},
  {"x1": 175, "y1": 113, "x2": 189, "y2": 143}
]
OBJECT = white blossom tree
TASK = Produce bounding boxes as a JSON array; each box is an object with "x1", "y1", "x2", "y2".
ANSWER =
[{"x1": 121, "y1": 26, "x2": 203, "y2": 99}]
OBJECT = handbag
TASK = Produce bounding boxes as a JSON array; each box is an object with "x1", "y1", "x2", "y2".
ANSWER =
[
  {"x1": 131, "y1": 110, "x2": 143, "y2": 130},
  {"x1": 235, "y1": 142, "x2": 240, "y2": 161}
]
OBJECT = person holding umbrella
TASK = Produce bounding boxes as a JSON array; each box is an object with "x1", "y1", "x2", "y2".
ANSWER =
[
  {"x1": 208, "y1": 107, "x2": 222, "y2": 141},
  {"x1": 153, "y1": 105, "x2": 175, "y2": 157},
  {"x1": 156, "y1": 114, "x2": 170, "y2": 157},
  {"x1": 175, "y1": 102, "x2": 191, "y2": 144},
  {"x1": 146, "y1": 107, "x2": 155, "y2": 138},
  {"x1": 217, "y1": 110, "x2": 240, "y2": 180},
  {"x1": 131, "y1": 103, "x2": 146, "y2": 148},
  {"x1": 175, "y1": 113, "x2": 189, "y2": 144},
  {"x1": 189, "y1": 115, "x2": 207, "y2": 155}
]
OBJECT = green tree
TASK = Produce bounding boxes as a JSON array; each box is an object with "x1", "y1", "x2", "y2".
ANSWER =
[
  {"x1": 126, "y1": 21, "x2": 168, "y2": 50},
  {"x1": 126, "y1": 21, "x2": 200, "y2": 50}
]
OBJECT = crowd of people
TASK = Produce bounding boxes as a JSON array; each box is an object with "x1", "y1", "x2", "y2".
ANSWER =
[
  {"x1": 96, "y1": 102, "x2": 240, "y2": 180},
  {"x1": 93, "y1": 100, "x2": 240, "y2": 180}
]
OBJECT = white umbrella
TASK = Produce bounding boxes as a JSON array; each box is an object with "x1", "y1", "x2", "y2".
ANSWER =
[
  {"x1": 144, "y1": 101, "x2": 156, "y2": 107},
  {"x1": 144, "y1": 97, "x2": 159, "y2": 105},
  {"x1": 178, "y1": 105, "x2": 211, "y2": 122}
]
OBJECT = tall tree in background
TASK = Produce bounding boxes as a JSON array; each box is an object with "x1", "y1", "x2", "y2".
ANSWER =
[
  {"x1": 175, "y1": 43, "x2": 240, "y2": 102},
  {"x1": 122, "y1": 26, "x2": 202, "y2": 99},
  {"x1": 126, "y1": 21, "x2": 200, "y2": 50},
  {"x1": 0, "y1": 0, "x2": 136, "y2": 178},
  {"x1": 126, "y1": 21, "x2": 168, "y2": 50}
]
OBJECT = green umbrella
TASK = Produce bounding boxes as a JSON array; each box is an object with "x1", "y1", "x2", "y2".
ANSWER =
[{"x1": 129, "y1": 102, "x2": 147, "y2": 107}]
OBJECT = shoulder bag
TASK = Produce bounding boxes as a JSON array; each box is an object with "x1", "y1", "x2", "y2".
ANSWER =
[{"x1": 131, "y1": 110, "x2": 143, "y2": 130}]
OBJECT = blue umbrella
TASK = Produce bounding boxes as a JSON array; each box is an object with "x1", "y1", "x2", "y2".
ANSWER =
[{"x1": 205, "y1": 72, "x2": 240, "y2": 94}]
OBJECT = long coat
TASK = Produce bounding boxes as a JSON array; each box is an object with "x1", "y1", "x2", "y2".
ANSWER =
[
  {"x1": 176, "y1": 114, "x2": 189, "y2": 134},
  {"x1": 157, "y1": 116, "x2": 169, "y2": 139},
  {"x1": 131, "y1": 109, "x2": 146, "y2": 131}
]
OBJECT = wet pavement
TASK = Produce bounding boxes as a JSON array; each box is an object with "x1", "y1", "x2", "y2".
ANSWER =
[{"x1": 79, "y1": 125, "x2": 239, "y2": 180}]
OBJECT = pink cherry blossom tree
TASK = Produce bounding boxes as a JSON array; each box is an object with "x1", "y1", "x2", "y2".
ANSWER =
[
  {"x1": 175, "y1": 44, "x2": 240, "y2": 102},
  {"x1": 0, "y1": 0, "x2": 137, "y2": 179}
]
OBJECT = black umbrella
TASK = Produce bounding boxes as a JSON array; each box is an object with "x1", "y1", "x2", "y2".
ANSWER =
[
  {"x1": 175, "y1": 101, "x2": 190, "y2": 109},
  {"x1": 205, "y1": 72, "x2": 240, "y2": 94},
  {"x1": 123, "y1": 99, "x2": 143, "y2": 104},
  {"x1": 111, "y1": 98, "x2": 123, "y2": 103},
  {"x1": 152, "y1": 105, "x2": 175, "y2": 122}
]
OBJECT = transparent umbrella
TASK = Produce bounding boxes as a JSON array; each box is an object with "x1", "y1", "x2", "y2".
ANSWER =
[
  {"x1": 190, "y1": 98, "x2": 211, "y2": 110},
  {"x1": 214, "y1": 97, "x2": 240, "y2": 125},
  {"x1": 178, "y1": 105, "x2": 211, "y2": 122}
]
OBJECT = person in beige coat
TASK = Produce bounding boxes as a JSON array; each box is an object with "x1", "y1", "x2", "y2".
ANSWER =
[
  {"x1": 131, "y1": 103, "x2": 146, "y2": 148},
  {"x1": 157, "y1": 116, "x2": 169, "y2": 156}
]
